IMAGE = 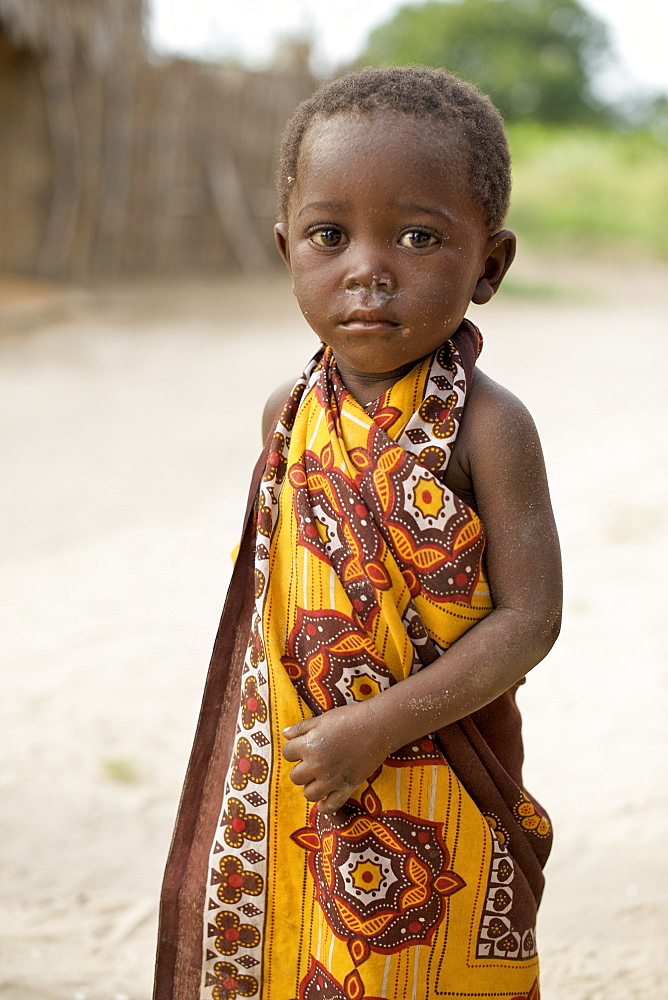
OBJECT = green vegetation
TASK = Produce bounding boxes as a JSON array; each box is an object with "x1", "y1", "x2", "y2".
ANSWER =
[
  {"x1": 353, "y1": 0, "x2": 667, "y2": 256},
  {"x1": 500, "y1": 275, "x2": 590, "y2": 301},
  {"x1": 101, "y1": 757, "x2": 139, "y2": 783},
  {"x1": 506, "y1": 125, "x2": 668, "y2": 257},
  {"x1": 352, "y1": 0, "x2": 668, "y2": 256},
  {"x1": 360, "y1": 0, "x2": 611, "y2": 124}
]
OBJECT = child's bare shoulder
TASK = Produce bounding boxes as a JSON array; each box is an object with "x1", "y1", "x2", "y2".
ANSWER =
[
  {"x1": 262, "y1": 379, "x2": 295, "y2": 442},
  {"x1": 450, "y1": 367, "x2": 549, "y2": 511},
  {"x1": 465, "y1": 367, "x2": 541, "y2": 443}
]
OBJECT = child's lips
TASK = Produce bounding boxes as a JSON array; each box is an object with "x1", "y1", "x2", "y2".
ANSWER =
[{"x1": 340, "y1": 309, "x2": 401, "y2": 331}]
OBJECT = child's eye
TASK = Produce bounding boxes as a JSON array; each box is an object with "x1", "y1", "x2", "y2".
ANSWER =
[
  {"x1": 399, "y1": 230, "x2": 439, "y2": 249},
  {"x1": 310, "y1": 228, "x2": 347, "y2": 247}
]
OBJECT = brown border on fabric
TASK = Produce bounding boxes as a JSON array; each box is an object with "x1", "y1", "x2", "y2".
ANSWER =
[{"x1": 153, "y1": 435, "x2": 273, "y2": 1000}]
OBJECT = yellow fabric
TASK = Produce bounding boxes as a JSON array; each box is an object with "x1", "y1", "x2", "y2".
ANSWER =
[
  {"x1": 259, "y1": 356, "x2": 538, "y2": 997},
  {"x1": 201, "y1": 336, "x2": 542, "y2": 1000}
]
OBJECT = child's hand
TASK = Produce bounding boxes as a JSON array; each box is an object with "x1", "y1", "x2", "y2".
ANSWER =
[{"x1": 282, "y1": 703, "x2": 390, "y2": 815}]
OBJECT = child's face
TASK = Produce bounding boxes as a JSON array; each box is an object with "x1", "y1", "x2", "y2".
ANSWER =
[{"x1": 275, "y1": 113, "x2": 514, "y2": 377}]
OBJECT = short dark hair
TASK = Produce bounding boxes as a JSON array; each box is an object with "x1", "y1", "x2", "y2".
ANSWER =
[{"x1": 276, "y1": 66, "x2": 511, "y2": 233}]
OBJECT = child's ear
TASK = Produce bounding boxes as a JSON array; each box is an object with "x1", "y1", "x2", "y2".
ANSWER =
[
  {"x1": 274, "y1": 223, "x2": 291, "y2": 270},
  {"x1": 472, "y1": 230, "x2": 516, "y2": 305}
]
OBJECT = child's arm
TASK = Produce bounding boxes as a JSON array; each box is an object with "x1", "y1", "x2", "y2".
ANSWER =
[{"x1": 283, "y1": 371, "x2": 562, "y2": 813}]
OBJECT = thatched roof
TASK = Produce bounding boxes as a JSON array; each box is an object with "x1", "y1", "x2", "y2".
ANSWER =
[{"x1": 0, "y1": 0, "x2": 146, "y2": 67}]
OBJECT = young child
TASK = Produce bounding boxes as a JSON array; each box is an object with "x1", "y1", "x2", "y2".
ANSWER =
[{"x1": 154, "y1": 67, "x2": 561, "y2": 1000}]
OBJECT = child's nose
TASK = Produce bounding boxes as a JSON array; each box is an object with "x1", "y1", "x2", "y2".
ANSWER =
[{"x1": 344, "y1": 248, "x2": 396, "y2": 294}]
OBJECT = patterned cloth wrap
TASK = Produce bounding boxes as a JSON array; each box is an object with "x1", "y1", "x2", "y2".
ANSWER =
[{"x1": 153, "y1": 320, "x2": 552, "y2": 1000}]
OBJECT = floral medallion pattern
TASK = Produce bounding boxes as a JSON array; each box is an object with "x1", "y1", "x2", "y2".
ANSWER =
[
  {"x1": 206, "y1": 961, "x2": 259, "y2": 1000},
  {"x1": 263, "y1": 430, "x2": 288, "y2": 485},
  {"x1": 418, "y1": 390, "x2": 459, "y2": 440},
  {"x1": 292, "y1": 787, "x2": 465, "y2": 954},
  {"x1": 210, "y1": 910, "x2": 261, "y2": 957},
  {"x1": 359, "y1": 434, "x2": 484, "y2": 606},
  {"x1": 230, "y1": 738, "x2": 269, "y2": 792},
  {"x1": 199, "y1": 326, "x2": 542, "y2": 998},
  {"x1": 240, "y1": 677, "x2": 267, "y2": 730},
  {"x1": 220, "y1": 797, "x2": 265, "y2": 850},
  {"x1": 281, "y1": 608, "x2": 395, "y2": 714},
  {"x1": 514, "y1": 792, "x2": 552, "y2": 838},
  {"x1": 213, "y1": 855, "x2": 263, "y2": 906}
]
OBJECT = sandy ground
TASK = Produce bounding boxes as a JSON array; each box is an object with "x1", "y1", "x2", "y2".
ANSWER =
[{"x1": 1, "y1": 254, "x2": 667, "y2": 1000}]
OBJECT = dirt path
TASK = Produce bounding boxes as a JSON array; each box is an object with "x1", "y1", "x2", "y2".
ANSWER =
[{"x1": 1, "y1": 256, "x2": 666, "y2": 999}]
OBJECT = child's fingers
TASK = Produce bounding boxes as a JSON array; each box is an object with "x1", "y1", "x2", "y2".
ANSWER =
[
  {"x1": 281, "y1": 738, "x2": 303, "y2": 763},
  {"x1": 282, "y1": 731, "x2": 319, "y2": 763},
  {"x1": 283, "y1": 718, "x2": 316, "y2": 739},
  {"x1": 317, "y1": 785, "x2": 354, "y2": 814},
  {"x1": 286, "y1": 759, "x2": 316, "y2": 786},
  {"x1": 302, "y1": 778, "x2": 334, "y2": 803}
]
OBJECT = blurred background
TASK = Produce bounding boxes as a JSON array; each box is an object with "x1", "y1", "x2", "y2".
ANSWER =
[
  {"x1": 1, "y1": 2, "x2": 666, "y2": 999},
  {"x1": 1, "y1": 0, "x2": 667, "y2": 283}
]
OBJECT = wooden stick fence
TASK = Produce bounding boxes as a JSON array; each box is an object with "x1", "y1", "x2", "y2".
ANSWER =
[{"x1": 0, "y1": 22, "x2": 315, "y2": 281}]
